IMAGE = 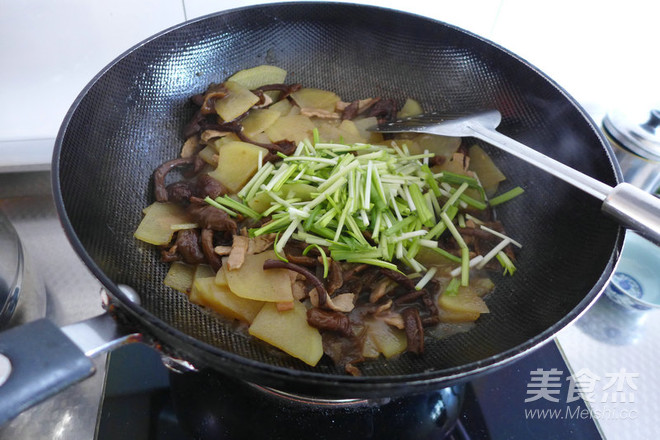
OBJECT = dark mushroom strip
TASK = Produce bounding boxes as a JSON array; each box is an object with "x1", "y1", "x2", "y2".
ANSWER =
[
  {"x1": 199, "y1": 84, "x2": 229, "y2": 114},
  {"x1": 367, "y1": 98, "x2": 398, "y2": 123},
  {"x1": 380, "y1": 268, "x2": 416, "y2": 290},
  {"x1": 235, "y1": 133, "x2": 298, "y2": 158},
  {"x1": 402, "y1": 307, "x2": 424, "y2": 355},
  {"x1": 262, "y1": 141, "x2": 298, "y2": 163},
  {"x1": 428, "y1": 154, "x2": 446, "y2": 167},
  {"x1": 421, "y1": 291, "x2": 439, "y2": 320},
  {"x1": 200, "y1": 228, "x2": 222, "y2": 271},
  {"x1": 263, "y1": 259, "x2": 328, "y2": 306},
  {"x1": 342, "y1": 263, "x2": 369, "y2": 280},
  {"x1": 166, "y1": 181, "x2": 193, "y2": 204},
  {"x1": 283, "y1": 253, "x2": 318, "y2": 266},
  {"x1": 340, "y1": 100, "x2": 360, "y2": 121},
  {"x1": 153, "y1": 156, "x2": 198, "y2": 202},
  {"x1": 187, "y1": 200, "x2": 238, "y2": 234},
  {"x1": 160, "y1": 245, "x2": 181, "y2": 263},
  {"x1": 394, "y1": 289, "x2": 427, "y2": 305},
  {"x1": 326, "y1": 259, "x2": 343, "y2": 295},
  {"x1": 196, "y1": 173, "x2": 228, "y2": 199},
  {"x1": 175, "y1": 229, "x2": 206, "y2": 265},
  {"x1": 255, "y1": 83, "x2": 302, "y2": 101},
  {"x1": 306, "y1": 308, "x2": 352, "y2": 337}
]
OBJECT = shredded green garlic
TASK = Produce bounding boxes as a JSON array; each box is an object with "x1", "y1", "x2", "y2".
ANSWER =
[{"x1": 209, "y1": 131, "x2": 523, "y2": 289}]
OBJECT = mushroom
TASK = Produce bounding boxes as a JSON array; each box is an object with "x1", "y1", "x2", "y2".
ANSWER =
[
  {"x1": 153, "y1": 156, "x2": 198, "y2": 202},
  {"x1": 402, "y1": 308, "x2": 424, "y2": 355},
  {"x1": 306, "y1": 308, "x2": 352, "y2": 337}
]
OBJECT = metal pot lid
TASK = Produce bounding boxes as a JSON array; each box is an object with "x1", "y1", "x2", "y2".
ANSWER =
[{"x1": 603, "y1": 106, "x2": 660, "y2": 162}]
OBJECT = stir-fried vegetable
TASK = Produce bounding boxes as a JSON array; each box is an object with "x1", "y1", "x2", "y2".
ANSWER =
[{"x1": 134, "y1": 65, "x2": 524, "y2": 373}]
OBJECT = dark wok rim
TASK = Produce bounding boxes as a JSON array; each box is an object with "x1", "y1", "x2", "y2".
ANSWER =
[{"x1": 51, "y1": 2, "x2": 625, "y2": 396}]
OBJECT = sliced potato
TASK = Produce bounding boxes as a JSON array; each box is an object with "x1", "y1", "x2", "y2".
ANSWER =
[
  {"x1": 353, "y1": 116, "x2": 384, "y2": 144},
  {"x1": 364, "y1": 319, "x2": 407, "y2": 358},
  {"x1": 214, "y1": 81, "x2": 260, "y2": 122},
  {"x1": 411, "y1": 134, "x2": 461, "y2": 159},
  {"x1": 470, "y1": 277, "x2": 495, "y2": 297},
  {"x1": 439, "y1": 286, "x2": 490, "y2": 314},
  {"x1": 290, "y1": 88, "x2": 340, "y2": 113},
  {"x1": 208, "y1": 141, "x2": 268, "y2": 193},
  {"x1": 227, "y1": 65, "x2": 287, "y2": 90},
  {"x1": 246, "y1": 191, "x2": 275, "y2": 213},
  {"x1": 225, "y1": 250, "x2": 294, "y2": 303},
  {"x1": 265, "y1": 114, "x2": 316, "y2": 143},
  {"x1": 361, "y1": 330, "x2": 381, "y2": 359},
  {"x1": 249, "y1": 301, "x2": 324, "y2": 366},
  {"x1": 241, "y1": 108, "x2": 281, "y2": 137},
  {"x1": 188, "y1": 264, "x2": 216, "y2": 305},
  {"x1": 397, "y1": 98, "x2": 424, "y2": 119},
  {"x1": 437, "y1": 152, "x2": 471, "y2": 175},
  {"x1": 198, "y1": 145, "x2": 218, "y2": 166},
  {"x1": 194, "y1": 277, "x2": 264, "y2": 323},
  {"x1": 163, "y1": 261, "x2": 195, "y2": 294},
  {"x1": 214, "y1": 263, "x2": 228, "y2": 287},
  {"x1": 134, "y1": 202, "x2": 192, "y2": 246},
  {"x1": 269, "y1": 99, "x2": 294, "y2": 116},
  {"x1": 413, "y1": 247, "x2": 459, "y2": 269},
  {"x1": 437, "y1": 307, "x2": 481, "y2": 323},
  {"x1": 468, "y1": 144, "x2": 506, "y2": 197},
  {"x1": 316, "y1": 119, "x2": 365, "y2": 145}
]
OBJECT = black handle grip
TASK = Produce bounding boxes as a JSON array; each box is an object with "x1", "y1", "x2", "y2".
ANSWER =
[{"x1": 0, "y1": 319, "x2": 95, "y2": 425}]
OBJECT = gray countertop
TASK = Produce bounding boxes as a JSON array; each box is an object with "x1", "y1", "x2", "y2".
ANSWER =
[{"x1": 0, "y1": 171, "x2": 106, "y2": 440}]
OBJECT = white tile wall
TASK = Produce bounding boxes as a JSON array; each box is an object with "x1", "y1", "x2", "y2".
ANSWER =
[{"x1": 0, "y1": 0, "x2": 656, "y2": 161}]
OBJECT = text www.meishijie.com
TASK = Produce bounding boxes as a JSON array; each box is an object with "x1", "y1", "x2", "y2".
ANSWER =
[{"x1": 524, "y1": 406, "x2": 638, "y2": 420}]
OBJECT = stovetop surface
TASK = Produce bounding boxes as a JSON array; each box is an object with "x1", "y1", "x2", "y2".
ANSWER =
[{"x1": 96, "y1": 339, "x2": 601, "y2": 439}]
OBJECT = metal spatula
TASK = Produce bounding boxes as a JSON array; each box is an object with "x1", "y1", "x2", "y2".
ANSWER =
[{"x1": 371, "y1": 110, "x2": 660, "y2": 246}]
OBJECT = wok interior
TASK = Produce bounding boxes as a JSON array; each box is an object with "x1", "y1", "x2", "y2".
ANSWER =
[{"x1": 55, "y1": 4, "x2": 620, "y2": 388}]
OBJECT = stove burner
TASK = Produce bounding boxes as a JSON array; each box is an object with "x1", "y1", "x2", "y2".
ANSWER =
[{"x1": 97, "y1": 341, "x2": 601, "y2": 439}]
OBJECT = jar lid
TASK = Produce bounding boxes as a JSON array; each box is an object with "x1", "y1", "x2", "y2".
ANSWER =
[{"x1": 603, "y1": 107, "x2": 660, "y2": 162}]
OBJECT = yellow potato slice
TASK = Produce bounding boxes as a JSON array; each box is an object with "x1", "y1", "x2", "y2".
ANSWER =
[
  {"x1": 207, "y1": 141, "x2": 268, "y2": 193},
  {"x1": 225, "y1": 250, "x2": 294, "y2": 303},
  {"x1": 264, "y1": 114, "x2": 316, "y2": 143},
  {"x1": 214, "y1": 81, "x2": 260, "y2": 122},
  {"x1": 468, "y1": 144, "x2": 507, "y2": 197},
  {"x1": 437, "y1": 308, "x2": 481, "y2": 323},
  {"x1": 188, "y1": 264, "x2": 216, "y2": 305},
  {"x1": 227, "y1": 65, "x2": 287, "y2": 90},
  {"x1": 194, "y1": 277, "x2": 264, "y2": 323},
  {"x1": 134, "y1": 202, "x2": 192, "y2": 246},
  {"x1": 397, "y1": 98, "x2": 424, "y2": 119},
  {"x1": 163, "y1": 261, "x2": 195, "y2": 294},
  {"x1": 290, "y1": 88, "x2": 340, "y2": 113},
  {"x1": 439, "y1": 286, "x2": 490, "y2": 314},
  {"x1": 364, "y1": 319, "x2": 407, "y2": 359},
  {"x1": 241, "y1": 108, "x2": 281, "y2": 137},
  {"x1": 214, "y1": 263, "x2": 228, "y2": 287},
  {"x1": 249, "y1": 301, "x2": 323, "y2": 366}
]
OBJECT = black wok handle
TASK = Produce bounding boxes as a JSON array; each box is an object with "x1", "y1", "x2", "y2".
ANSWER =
[
  {"x1": 0, "y1": 312, "x2": 140, "y2": 426},
  {"x1": 0, "y1": 319, "x2": 95, "y2": 426}
]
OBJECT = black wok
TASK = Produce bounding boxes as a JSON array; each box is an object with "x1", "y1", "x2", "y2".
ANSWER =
[{"x1": 0, "y1": 1, "x2": 623, "y2": 424}]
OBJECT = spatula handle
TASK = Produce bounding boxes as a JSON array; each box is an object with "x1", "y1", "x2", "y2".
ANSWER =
[{"x1": 602, "y1": 183, "x2": 660, "y2": 246}]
